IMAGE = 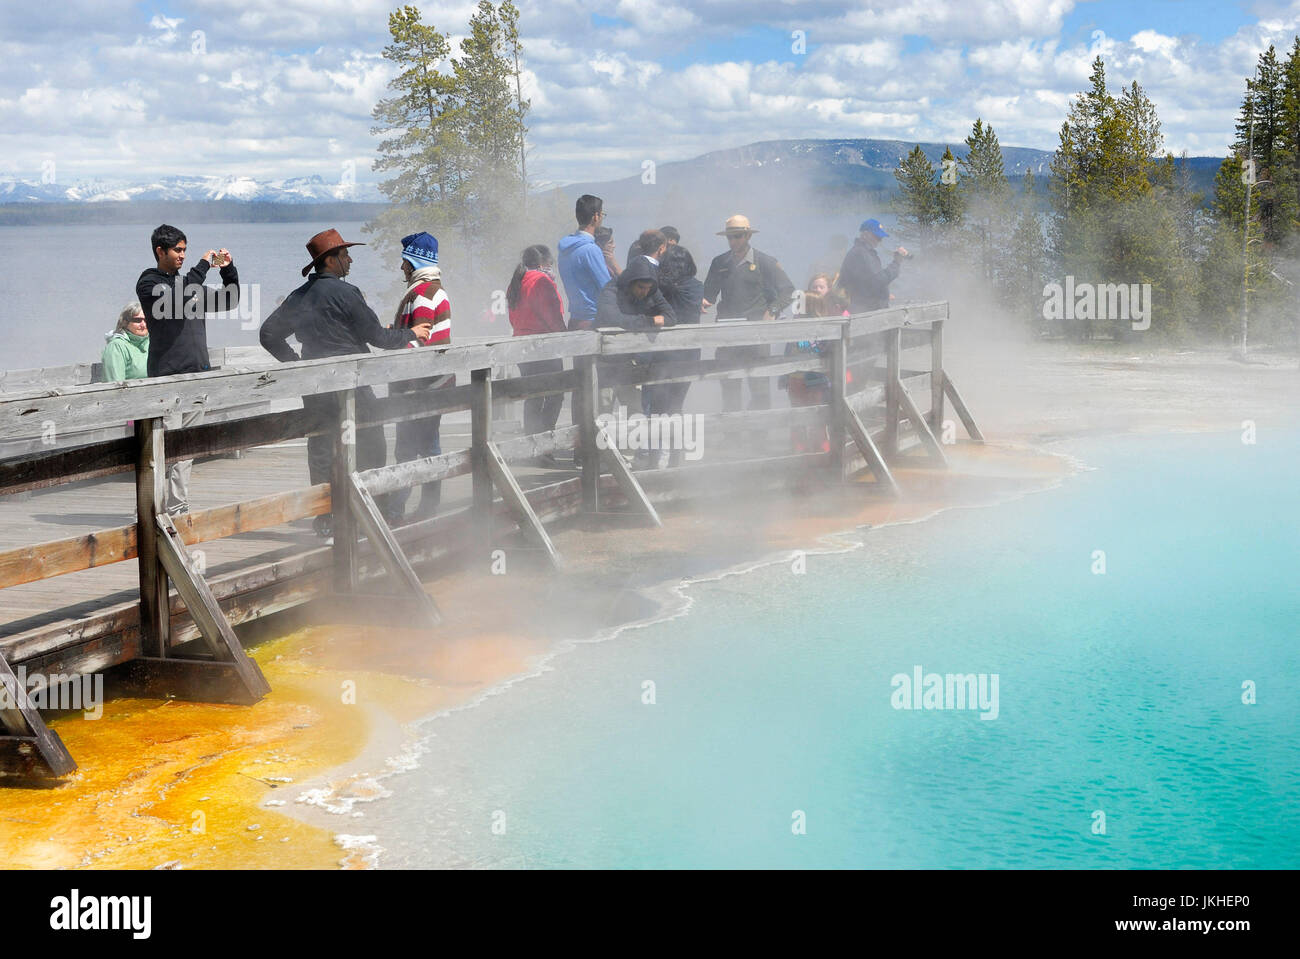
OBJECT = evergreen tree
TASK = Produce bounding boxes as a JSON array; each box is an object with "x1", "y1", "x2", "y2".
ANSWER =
[
  {"x1": 1006, "y1": 170, "x2": 1047, "y2": 329},
  {"x1": 959, "y1": 119, "x2": 1011, "y2": 285},
  {"x1": 892, "y1": 145, "x2": 939, "y2": 246}
]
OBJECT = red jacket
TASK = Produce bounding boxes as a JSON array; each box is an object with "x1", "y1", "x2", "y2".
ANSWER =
[{"x1": 509, "y1": 270, "x2": 566, "y2": 336}]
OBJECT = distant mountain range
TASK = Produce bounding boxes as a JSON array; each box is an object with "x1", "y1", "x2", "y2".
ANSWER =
[
  {"x1": 0, "y1": 138, "x2": 1226, "y2": 233},
  {"x1": 0, "y1": 173, "x2": 384, "y2": 205},
  {"x1": 566, "y1": 137, "x2": 1224, "y2": 203}
]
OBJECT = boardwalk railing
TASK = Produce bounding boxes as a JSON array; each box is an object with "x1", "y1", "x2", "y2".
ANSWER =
[{"x1": 0, "y1": 301, "x2": 980, "y2": 778}]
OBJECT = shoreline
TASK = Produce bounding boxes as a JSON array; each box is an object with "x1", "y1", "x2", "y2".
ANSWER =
[{"x1": 281, "y1": 438, "x2": 1081, "y2": 864}]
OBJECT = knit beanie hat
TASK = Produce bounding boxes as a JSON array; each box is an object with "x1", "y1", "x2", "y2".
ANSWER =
[{"x1": 401, "y1": 232, "x2": 439, "y2": 270}]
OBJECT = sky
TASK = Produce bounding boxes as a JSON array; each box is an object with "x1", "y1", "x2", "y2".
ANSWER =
[{"x1": 2, "y1": 0, "x2": 1299, "y2": 190}]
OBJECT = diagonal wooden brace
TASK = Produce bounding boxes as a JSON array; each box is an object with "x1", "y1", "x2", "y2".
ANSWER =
[
  {"x1": 347, "y1": 472, "x2": 443, "y2": 625},
  {"x1": 152, "y1": 513, "x2": 271, "y2": 701},
  {"x1": 841, "y1": 397, "x2": 901, "y2": 496},
  {"x1": 0, "y1": 650, "x2": 77, "y2": 779},
  {"x1": 485, "y1": 441, "x2": 565, "y2": 570},
  {"x1": 599, "y1": 443, "x2": 663, "y2": 528},
  {"x1": 896, "y1": 379, "x2": 949, "y2": 468}
]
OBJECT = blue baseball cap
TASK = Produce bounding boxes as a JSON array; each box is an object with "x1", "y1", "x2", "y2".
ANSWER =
[
  {"x1": 400, "y1": 231, "x2": 439, "y2": 270},
  {"x1": 860, "y1": 219, "x2": 888, "y2": 238}
]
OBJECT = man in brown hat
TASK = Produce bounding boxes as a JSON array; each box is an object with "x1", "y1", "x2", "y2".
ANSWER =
[
  {"x1": 701, "y1": 215, "x2": 794, "y2": 416},
  {"x1": 260, "y1": 229, "x2": 432, "y2": 538}
]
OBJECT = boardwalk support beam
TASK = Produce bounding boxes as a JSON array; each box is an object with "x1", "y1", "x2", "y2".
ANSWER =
[
  {"x1": 120, "y1": 513, "x2": 272, "y2": 705},
  {"x1": 599, "y1": 443, "x2": 662, "y2": 527},
  {"x1": 346, "y1": 473, "x2": 443, "y2": 625},
  {"x1": 842, "y1": 398, "x2": 901, "y2": 496},
  {"x1": 0, "y1": 650, "x2": 77, "y2": 779}
]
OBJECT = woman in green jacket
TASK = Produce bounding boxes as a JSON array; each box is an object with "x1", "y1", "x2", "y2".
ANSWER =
[{"x1": 101, "y1": 302, "x2": 150, "y2": 381}]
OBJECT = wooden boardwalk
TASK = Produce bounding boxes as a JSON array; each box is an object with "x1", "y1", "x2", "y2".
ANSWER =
[{"x1": 0, "y1": 303, "x2": 977, "y2": 778}]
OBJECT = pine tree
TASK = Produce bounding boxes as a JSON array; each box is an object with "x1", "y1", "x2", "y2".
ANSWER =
[
  {"x1": 1006, "y1": 170, "x2": 1047, "y2": 329},
  {"x1": 959, "y1": 119, "x2": 1011, "y2": 285},
  {"x1": 370, "y1": 6, "x2": 461, "y2": 209},
  {"x1": 892, "y1": 145, "x2": 939, "y2": 246}
]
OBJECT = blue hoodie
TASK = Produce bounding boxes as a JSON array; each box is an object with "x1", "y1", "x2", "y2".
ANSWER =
[{"x1": 557, "y1": 231, "x2": 611, "y2": 327}]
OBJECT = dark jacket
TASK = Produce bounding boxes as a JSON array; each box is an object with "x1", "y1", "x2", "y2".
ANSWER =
[
  {"x1": 259, "y1": 272, "x2": 416, "y2": 362},
  {"x1": 136, "y1": 259, "x2": 239, "y2": 377},
  {"x1": 838, "y1": 238, "x2": 899, "y2": 313},
  {"x1": 657, "y1": 246, "x2": 704, "y2": 326},
  {"x1": 701, "y1": 245, "x2": 793, "y2": 321},
  {"x1": 594, "y1": 256, "x2": 676, "y2": 332}
]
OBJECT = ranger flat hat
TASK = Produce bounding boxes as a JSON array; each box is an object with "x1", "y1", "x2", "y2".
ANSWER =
[
  {"x1": 717, "y1": 214, "x2": 758, "y2": 236},
  {"x1": 303, "y1": 228, "x2": 365, "y2": 277}
]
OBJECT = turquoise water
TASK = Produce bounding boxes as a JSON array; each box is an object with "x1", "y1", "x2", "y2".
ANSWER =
[{"x1": 370, "y1": 431, "x2": 1300, "y2": 868}]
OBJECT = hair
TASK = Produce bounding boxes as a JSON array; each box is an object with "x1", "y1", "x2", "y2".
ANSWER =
[
  {"x1": 658, "y1": 244, "x2": 698, "y2": 285},
  {"x1": 807, "y1": 272, "x2": 834, "y2": 294},
  {"x1": 594, "y1": 226, "x2": 614, "y2": 250},
  {"x1": 150, "y1": 224, "x2": 186, "y2": 258},
  {"x1": 115, "y1": 301, "x2": 144, "y2": 334},
  {"x1": 638, "y1": 229, "x2": 667, "y2": 256},
  {"x1": 506, "y1": 244, "x2": 553, "y2": 309},
  {"x1": 575, "y1": 194, "x2": 603, "y2": 228},
  {"x1": 660, "y1": 226, "x2": 680, "y2": 244}
]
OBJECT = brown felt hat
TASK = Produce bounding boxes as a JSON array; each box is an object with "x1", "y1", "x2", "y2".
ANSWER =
[{"x1": 303, "y1": 228, "x2": 365, "y2": 276}]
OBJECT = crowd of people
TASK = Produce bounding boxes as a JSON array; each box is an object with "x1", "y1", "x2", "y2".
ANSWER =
[{"x1": 114, "y1": 197, "x2": 906, "y2": 537}]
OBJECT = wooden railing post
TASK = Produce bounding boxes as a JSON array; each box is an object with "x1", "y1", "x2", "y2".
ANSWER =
[
  {"x1": 829, "y1": 321, "x2": 849, "y2": 479},
  {"x1": 885, "y1": 326, "x2": 901, "y2": 456},
  {"x1": 929, "y1": 319, "x2": 945, "y2": 431},
  {"x1": 332, "y1": 389, "x2": 359, "y2": 592},
  {"x1": 471, "y1": 368, "x2": 494, "y2": 530},
  {"x1": 135, "y1": 417, "x2": 169, "y2": 657},
  {"x1": 576, "y1": 356, "x2": 600, "y2": 511}
]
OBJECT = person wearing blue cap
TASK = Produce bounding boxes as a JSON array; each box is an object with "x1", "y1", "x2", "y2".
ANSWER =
[
  {"x1": 838, "y1": 218, "x2": 908, "y2": 314},
  {"x1": 385, "y1": 231, "x2": 453, "y2": 523}
]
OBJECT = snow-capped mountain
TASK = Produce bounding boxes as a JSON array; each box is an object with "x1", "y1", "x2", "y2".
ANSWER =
[{"x1": 0, "y1": 173, "x2": 384, "y2": 204}]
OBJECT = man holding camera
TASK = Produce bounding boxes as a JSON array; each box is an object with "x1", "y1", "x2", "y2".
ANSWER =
[{"x1": 838, "y1": 218, "x2": 908, "y2": 314}]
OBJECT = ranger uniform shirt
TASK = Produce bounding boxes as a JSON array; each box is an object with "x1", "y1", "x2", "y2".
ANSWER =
[{"x1": 701, "y1": 246, "x2": 794, "y2": 321}]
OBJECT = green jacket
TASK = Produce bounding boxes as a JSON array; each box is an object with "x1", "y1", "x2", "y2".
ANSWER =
[{"x1": 101, "y1": 330, "x2": 150, "y2": 381}]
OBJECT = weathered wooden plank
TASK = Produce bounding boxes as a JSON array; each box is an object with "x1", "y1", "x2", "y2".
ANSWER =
[
  {"x1": 598, "y1": 318, "x2": 846, "y2": 356},
  {"x1": 153, "y1": 513, "x2": 271, "y2": 699},
  {"x1": 495, "y1": 425, "x2": 579, "y2": 462},
  {"x1": 943, "y1": 372, "x2": 986, "y2": 443},
  {"x1": 0, "y1": 437, "x2": 135, "y2": 495},
  {"x1": 135, "y1": 419, "x2": 169, "y2": 659},
  {"x1": 332, "y1": 390, "x2": 359, "y2": 591},
  {"x1": 846, "y1": 384, "x2": 886, "y2": 416},
  {"x1": 470, "y1": 369, "x2": 493, "y2": 531},
  {"x1": 830, "y1": 327, "x2": 849, "y2": 479},
  {"x1": 0, "y1": 649, "x2": 78, "y2": 777},
  {"x1": 599, "y1": 353, "x2": 826, "y2": 389},
  {"x1": 358, "y1": 449, "x2": 473, "y2": 498},
  {"x1": 929, "y1": 320, "x2": 944, "y2": 430},
  {"x1": 113, "y1": 658, "x2": 269, "y2": 706},
  {"x1": 598, "y1": 447, "x2": 662, "y2": 527},
  {"x1": 576, "y1": 357, "x2": 599, "y2": 511},
  {"x1": 848, "y1": 301, "x2": 948, "y2": 338},
  {"x1": 0, "y1": 483, "x2": 330, "y2": 589},
  {"x1": 485, "y1": 441, "x2": 564, "y2": 568},
  {"x1": 0, "y1": 331, "x2": 601, "y2": 440},
  {"x1": 346, "y1": 473, "x2": 442, "y2": 625},
  {"x1": 843, "y1": 398, "x2": 901, "y2": 496},
  {"x1": 884, "y1": 327, "x2": 901, "y2": 456}
]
